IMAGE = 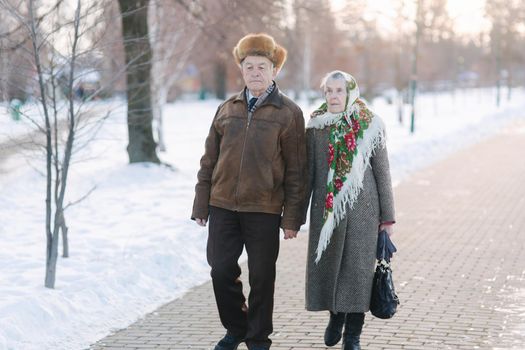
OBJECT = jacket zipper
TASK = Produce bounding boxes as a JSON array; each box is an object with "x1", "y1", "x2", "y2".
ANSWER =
[{"x1": 234, "y1": 109, "x2": 253, "y2": 209}]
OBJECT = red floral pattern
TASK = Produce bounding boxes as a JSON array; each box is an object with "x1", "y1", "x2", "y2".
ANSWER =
[
  {"x1": 325, "y1": 192, "x2": 334, "y2": 209},
  {"x1": 344, "y1": 133, "x2": 356, "y2": 152},
  {"x1": 334, "y1": 178, "x2": 343, "y2": 191},
  {"x1": 352, "y1": 118, "x2": 360, "y2": 133}
]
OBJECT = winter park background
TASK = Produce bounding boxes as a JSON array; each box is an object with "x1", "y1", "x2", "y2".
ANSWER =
[
  {"x1": 1, "y1": 0, "x2": 525, "y2": 349},
  {"x1": 1, "y1": 88, "x2": 525, "y2": 350}
]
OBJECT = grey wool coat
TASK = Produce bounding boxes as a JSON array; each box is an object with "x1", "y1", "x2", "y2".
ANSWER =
[{"x1": 304, "y1": 118, "x2": 395, "y2": 313}]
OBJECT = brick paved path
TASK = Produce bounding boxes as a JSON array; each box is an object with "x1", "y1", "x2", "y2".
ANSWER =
[{"x1": 90, "y1": 122, "x2": 525, "y2": 350}]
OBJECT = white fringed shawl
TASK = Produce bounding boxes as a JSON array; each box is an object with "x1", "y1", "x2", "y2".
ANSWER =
[{"x1": 307, "y1": 104, "x2": 386, "y2": 263}]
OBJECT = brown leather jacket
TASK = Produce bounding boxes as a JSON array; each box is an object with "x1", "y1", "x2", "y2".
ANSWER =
[{"x1": 191, "y1": 86, "x2": 306, "y2": 230}]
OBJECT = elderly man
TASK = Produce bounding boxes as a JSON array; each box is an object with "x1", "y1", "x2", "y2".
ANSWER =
[{"x1": 191, "y1": 33, "x2": 306, "y2": 350}]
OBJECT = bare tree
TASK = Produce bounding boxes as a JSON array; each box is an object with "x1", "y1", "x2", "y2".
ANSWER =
[
  {"x1": 92, "y1": 1, "x2": 127, "y2": 96},
  {"x1": 0, "y1": 10, "x2": 9, "y2": 102},
  {"x1": 118, "y1": 0, "x2": 160, "y2": 163},
  {"x1": 149, "y1": 0, "x2": 199, "y2": 152},
  {"x1": 0, "y1": 0, "x2": 117, "y2": 288},
  {"x1": 406, "y1": 0, "x2": 454, "y2": 132},
  {"x1": 485, "y1": 0, "x2": 524, "y2": 105},
  {"x1": 390, "y1": 0, "x2": 412, "y2": 124},
  {"x1": 188, "y1": 0, "x2": 288, "y2": 98},
  {"x1": 0, "y1": 2, "x2": 33, "y2": 102},
  {"x1": 96, "y1": 0, "x2": 524, "y2": 108},
  {"x1": 338, "y1": 0, "x2": 412, "y2": 101},
  {"x1": 409, "y1": 0, "x2": 423, "y2": 133},
  {"x1": 292, "y1": 0, "x2": 340, "y2": 94}
]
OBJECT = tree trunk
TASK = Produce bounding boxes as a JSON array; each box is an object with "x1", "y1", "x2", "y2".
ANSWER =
[
  {"x1": 118, "y1": 0, "x2": 160, "y2": 163},
  {"x1": 494, "y1": 23, "x2": 502, "y2": 107},
  {"x1": 394, "y1": 37, "x2": 404, "y2": 125},
  {"x1": 45, "y1": 226, "x2": 60, "y2": 288},
  {"x1": 302, "y1": 27, "x2": 311, "y2": 92},
  {"x1": 156, "y1": 87, "x2": 167, "y2": 152},
  {"x1": 397, "y1": 92, "x2": 404, "y2": 125},
  {"x1": 0, "y1": 42, "x2": 8, "y2": 102},
  {"x1": 410, "y1": 0, "x2": 423, "y2": 134},
  {"x1": 26, "y1": 0, "x2": 57, "y2": 289},
  {"x1": 214, "y1": 59, "x2": 226, "y2": 100},
  {"x1": 507, "y1": 69, "x2": 512, "y2": 101},
  {"x1": 61, "y1": 213, "x2": 69, "y2": 258}
]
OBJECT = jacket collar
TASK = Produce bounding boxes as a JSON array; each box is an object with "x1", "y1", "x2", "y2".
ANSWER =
[{"x1": 233, "y1": 83, "x2": 283, "y2": 109}]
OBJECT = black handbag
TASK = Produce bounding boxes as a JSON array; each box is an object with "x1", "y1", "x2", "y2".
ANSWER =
[
  {"x1": 370, "y1": 260, "x2": 399, "y2": 318},
  {"x1": 370, "y1": 230, "x2": 400, "y2": 319}
]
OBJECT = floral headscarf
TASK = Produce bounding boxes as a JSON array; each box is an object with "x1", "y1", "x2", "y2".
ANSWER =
[{"x1": 308, "y1": 71, "x2": 383, "y2": 263}]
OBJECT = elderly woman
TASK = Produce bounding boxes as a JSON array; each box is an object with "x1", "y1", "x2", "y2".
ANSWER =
[{"x1": 304, "y1": 71, "x2": 396, "y2": 350}]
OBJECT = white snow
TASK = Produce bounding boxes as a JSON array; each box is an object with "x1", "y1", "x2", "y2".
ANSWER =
[
  {"x1": 1, "y1": 102, "x2": 42, "y2": 143},
  {"x1": 0, "y1": 87, "x2": 524, "y2": 350},
  {"x1": 0, "y1": 100, "x2": 73, "y2": 148}
]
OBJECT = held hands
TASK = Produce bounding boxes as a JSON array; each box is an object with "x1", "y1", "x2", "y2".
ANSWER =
[{"x1": 283, "y1": 229, "x2": 298, "y2": 240}]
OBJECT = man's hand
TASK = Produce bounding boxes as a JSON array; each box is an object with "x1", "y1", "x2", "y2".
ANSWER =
[
  {"x1": 379, "y1": 223, "x2": 394, "y2": 236},
  {"x1": 283, "y1": 229, "x2": 298, "y2": 240},
  {"x1": 195, "y1": 218, "x2": 207, "y2": 227}
]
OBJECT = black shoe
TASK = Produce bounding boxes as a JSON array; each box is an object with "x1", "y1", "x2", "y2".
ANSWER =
[
  {"x1": 249, "y1": 347, "x2": 269, "y2": 350},
  {"x1": 342, "y1": 336, "x2": 360, "y2": 350},
  {"x1": 342, "y1": 313, "x2": 364, "y2": 350},
  {"x1": 324, "y1": 311, "x2": 345, "y2": 346},
  {"x1": 214, "y1": 332, "x2": 244, "y2": 350}
]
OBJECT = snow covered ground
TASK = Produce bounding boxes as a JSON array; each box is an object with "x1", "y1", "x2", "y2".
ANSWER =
[
  {"x1": 0, "y1": 87, "x2": 524, "y2": 350},
  {"x1": 0, "y1": 101, "x2": 67, "y2": 144}
]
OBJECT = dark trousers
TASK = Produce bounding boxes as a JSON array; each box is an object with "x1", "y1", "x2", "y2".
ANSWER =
[{"x1": 207, "y1": 206, "x2": 281, "y2": 348}]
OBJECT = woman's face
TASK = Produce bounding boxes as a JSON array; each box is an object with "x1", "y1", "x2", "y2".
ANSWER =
[{"x1": 324, "y1": 78, "x2": 347, "y2": 113}]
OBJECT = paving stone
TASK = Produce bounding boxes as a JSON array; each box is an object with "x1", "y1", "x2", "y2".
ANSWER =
[{"x1": 89, "y1": 122, "x2": 525, "y2": 349}]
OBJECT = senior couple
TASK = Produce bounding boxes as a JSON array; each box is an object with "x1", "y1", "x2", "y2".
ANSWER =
[{"x1": 191, "y1": 33, "x2": 395, "y2": 350}]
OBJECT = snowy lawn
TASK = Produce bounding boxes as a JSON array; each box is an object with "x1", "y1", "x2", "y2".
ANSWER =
[
  {"x1": 0, "y1": 101, "x2": 66, "y2": 144},
  {"x1": 0, "y1": 87, "x2": 524, "y2": 350}
]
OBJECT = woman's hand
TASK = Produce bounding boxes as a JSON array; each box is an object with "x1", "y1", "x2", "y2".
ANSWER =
[{"x1": 379, "y1": 223, "x2": 394, "y2": 237}]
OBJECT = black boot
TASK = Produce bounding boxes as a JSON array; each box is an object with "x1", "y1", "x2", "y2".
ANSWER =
[
  {"x1": 342, "y1": 313, "x2": 364, "y2": 350},
  {"x1": 214, "y1": 332, "x2": 244, "y2": 350},
  {"x1": 324, "y1": 311, "x2": 346, "y2": 346}
]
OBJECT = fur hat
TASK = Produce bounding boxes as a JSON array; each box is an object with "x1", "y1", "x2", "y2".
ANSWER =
[{"x1": 232, "y1": 33, "x2": 287, "y2": 72}]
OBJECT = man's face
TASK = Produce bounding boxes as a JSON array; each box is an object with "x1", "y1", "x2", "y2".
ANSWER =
[
  {"x1": 325, "y1": 78, "x2": 347, "y2": 113},
  {"x1": 241, "y1": 56, "x2": 277, "y2": 96}
]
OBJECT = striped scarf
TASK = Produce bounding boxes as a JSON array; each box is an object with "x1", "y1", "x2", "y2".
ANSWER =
[{"x1": 245, "y1": 81, "x2": 275, "y2": 114}]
